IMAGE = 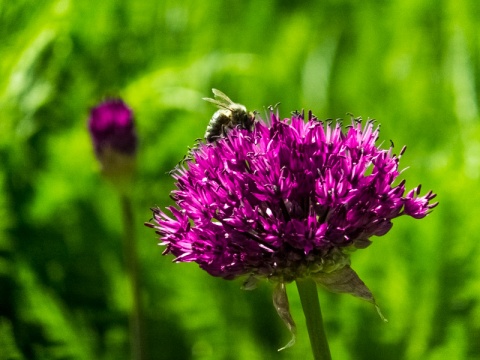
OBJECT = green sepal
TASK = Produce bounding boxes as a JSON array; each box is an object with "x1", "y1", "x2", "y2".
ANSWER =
[
  {"x1": 272, "y1": 282, "x2": 297, "y2": 351},
  {"x1": 311, "y1": 265, "x2": 387, "y2": 322}
]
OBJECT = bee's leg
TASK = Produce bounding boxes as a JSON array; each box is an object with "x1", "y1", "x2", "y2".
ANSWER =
[{"x1": 221, "y1": 124, "x2": 229, "y2": 137}]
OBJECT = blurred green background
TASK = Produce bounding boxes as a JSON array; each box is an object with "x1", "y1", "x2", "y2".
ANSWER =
[{"x1": 1, "y1": 0, "x2": 479, "y2": 359}]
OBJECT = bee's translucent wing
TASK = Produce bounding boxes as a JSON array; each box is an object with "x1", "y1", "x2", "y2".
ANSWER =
[
  {"x1": 202, "y1": 97, "x2": 230, "y2": 110},
  {"x1": 211, "y1": 88, "x2": 235, "y2": 105}
]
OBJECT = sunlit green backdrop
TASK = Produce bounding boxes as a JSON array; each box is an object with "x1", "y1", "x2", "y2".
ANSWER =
[{"x1": 1, "y1": 1, "x2": 479, "y2": 359}]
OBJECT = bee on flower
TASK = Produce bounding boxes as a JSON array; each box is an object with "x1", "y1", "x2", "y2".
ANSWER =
[{"x1": 146, "y1": 95, "x2": 437, "y2": 352}]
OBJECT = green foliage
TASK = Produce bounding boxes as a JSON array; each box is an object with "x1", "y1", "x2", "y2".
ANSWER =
[{"x1": 1, "y1": 0, "x2": 479, "y2": 359}]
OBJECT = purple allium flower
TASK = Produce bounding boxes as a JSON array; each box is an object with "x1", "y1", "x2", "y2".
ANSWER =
[
  {"x1": 88, "y1": 99, "x2": 138, "y2": 186},
  {"x1": 89, "y1": 99, "x2": 137, "y2": 157},
  {"x1": 147, "y1": 110, "x2": 437, "y2": 346},
  {"x1": 149, "y1": 112, "x2": 436, "y2": 281}
]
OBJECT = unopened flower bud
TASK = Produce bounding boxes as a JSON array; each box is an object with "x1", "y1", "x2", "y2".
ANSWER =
[{"x1": 88, "y1": 99, "x2": 137, "y2": 189}]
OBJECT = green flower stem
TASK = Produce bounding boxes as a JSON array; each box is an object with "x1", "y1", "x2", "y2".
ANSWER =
[
  {"x1": 296, "y1": 278, "x2": 332, "y2": 360},
  {"x1": 121, "y1": 194, "x2": 145, "y2": 360}
]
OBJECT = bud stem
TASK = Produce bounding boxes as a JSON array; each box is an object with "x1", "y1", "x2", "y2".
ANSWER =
[
  {"x1": 296, "y1": 278, "x2": 332, "y2": 360},
  {"x1": 121, "y1": 194, "x2": 145, "y2": 360}
]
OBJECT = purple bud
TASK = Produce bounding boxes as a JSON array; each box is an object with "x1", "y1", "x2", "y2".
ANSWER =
[
  {"x1": 88, "y1": 99, "x2": 138, "y2": 186},
  {"x1": 88, "y1": 99, "x2": 137, "y2": 157}
]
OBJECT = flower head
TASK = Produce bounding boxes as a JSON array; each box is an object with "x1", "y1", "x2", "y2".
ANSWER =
[
  {"x1": 149, "y1": 112, "x2": 436, "y2": 282},
  {"x1": 147, "y1": 110, "x2": 437, "y2": 348},
  {"x1": 88, "y1": 98, "x2": 138, "y2": 188}
]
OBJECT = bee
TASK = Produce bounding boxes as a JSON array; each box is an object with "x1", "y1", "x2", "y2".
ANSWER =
[{"x1": 203, "y1": 89, "x2": 255, "y2": 143}]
